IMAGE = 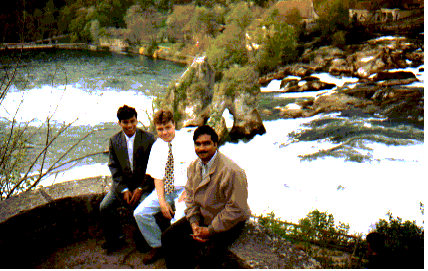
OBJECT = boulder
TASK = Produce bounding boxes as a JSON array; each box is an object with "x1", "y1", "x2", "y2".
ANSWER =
[
  {"x1": 230, "y1": 221, "x2": 321, "y2": 269},
  {"x1": 161, "y1": 56, "x2": 215, "y2": 129},
  {"x1": 299, "y1": 80, "x2": 336, "y2": 92},
  {"x1": 206, "y1": 85, "x2": 233, "y2": 142},
  {"x1": 229, "y1": 108, "x2": 266, "y2": 140},
  {"x1": 162, "y1": 56, "x2": 265, "y2": 142},
  {"x1": 312, "y1": 93, "x2": 378, "y2": 114},
  {"x1": 372, "y1": 71, "x2": 417, "y2": 81},
  {"x1": 280, "y1": 78, "x2": 299, "y2": 90}
]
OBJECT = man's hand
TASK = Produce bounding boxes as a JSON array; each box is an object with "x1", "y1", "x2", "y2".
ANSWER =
[
  {"x1": 191, "y1": 223, "x2": 210, "y2": 243},
  {"x1": 130, "y1": 188, "x2": 143, "y2": 206},
  {"x1": 178, "y1": 190, "x2": 186, "y2": 203},
  {"x1": 160, "y1": 199, "x2": 174, "y2": 220},
  {"x1": 123, "y1": 190, "x2": 132, "y2": 205}
]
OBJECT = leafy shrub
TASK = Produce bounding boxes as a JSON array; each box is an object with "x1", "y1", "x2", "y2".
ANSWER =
[
  {"x1": 331, "y1": 30, "x2": 347, "y2": 49},
  {"x1": 372, "y1": 211, "x2": 424, "y2": 252},
  {"x1": 297, "y1": 209, "x2": 351, "y2": 244},
  {"x1": 206, "y1": 23, "x2": 248, "y2": 77},
  {"x1": 219, "y1": 65, "x2": 259, "y2": 98},
  {"x1": 166, "y1": 5, "x2": 196, "y2": 42},
  {"x1": 250, "y1": 21, "x2": 299, "y2": 75},
  {"x1": 225, "y1": 1, "x2": 253, "y2": 30}
]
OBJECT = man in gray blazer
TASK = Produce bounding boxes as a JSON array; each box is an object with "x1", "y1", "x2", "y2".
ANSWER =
[{"x1": 100, "y1": 105, "x2": 155, "y2": 253}]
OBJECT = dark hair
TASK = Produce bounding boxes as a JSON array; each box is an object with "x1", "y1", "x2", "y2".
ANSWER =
[
  {"x1": 367, "y1": 232, "x2": 386, "y2": 253},
  {"x1": 153, "y1": 109, "x2": 174, "y2": 126},
  {"x1": 193, "y1": 125, "x2": 218, "y2": 144},
  {"x1": 117, "y1": 105, "x2": 137, "y2": 121}
]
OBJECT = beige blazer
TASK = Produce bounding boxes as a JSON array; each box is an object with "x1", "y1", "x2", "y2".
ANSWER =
[{"x1": 185, "y1": 152, "x2": 251, "y2": 234}]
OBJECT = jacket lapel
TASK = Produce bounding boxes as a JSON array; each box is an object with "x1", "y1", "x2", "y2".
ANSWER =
[
  {"x1": 118, "y1": 131, "x2": 132, "y2": 171},
  {"x1": 196, "y1": 153, "x2": 220, "y2": 189},
  {"x1": 132, "y1": 129, "x2": 141, "y2": 172}
]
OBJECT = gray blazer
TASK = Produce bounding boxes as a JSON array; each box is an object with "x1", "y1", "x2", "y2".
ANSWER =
[{"x1": 108, "y1": 128, "x2": 155, "y2": 197}]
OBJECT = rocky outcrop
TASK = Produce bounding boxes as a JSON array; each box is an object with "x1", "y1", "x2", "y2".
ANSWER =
[
  {"x1": 160, "y1": 56, "x2": 266, "y2": 142},
  {"x1": 258, "y1": 35, "x2": 423, "y2": 126},
  {"x1": 276, "y1": 82, "x2": 423, "y2": 127},
  {"x1": 261, "y1": 36, "x2": 423, "y2": 87},
  {"x1": 0, "y1": 177, "x2": 320, "y2": 269}
]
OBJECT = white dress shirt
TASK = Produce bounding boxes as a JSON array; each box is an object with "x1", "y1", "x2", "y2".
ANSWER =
[
  {"x1": 146, "y1": 132, "x2": 196, "y2": 188},
  {"x1": 124, "y1": 131, "x2": 136, "y2": 171},
  {"x1": 121, "y1": 131, "x2": 136, "y2": 193}
]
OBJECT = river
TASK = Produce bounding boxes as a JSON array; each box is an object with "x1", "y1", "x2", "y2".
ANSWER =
[{"x1": 0, "y1": 48, "x2": 424, "y2": 235}]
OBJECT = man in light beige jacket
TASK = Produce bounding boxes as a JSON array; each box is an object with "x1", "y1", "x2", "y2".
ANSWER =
[{"x1": 161, "y1": 125, "x2": 250, "y2": 269}]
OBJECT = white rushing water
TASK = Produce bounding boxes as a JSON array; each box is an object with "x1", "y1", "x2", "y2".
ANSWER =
[
  {"x1": 33, "y1": 119, "x2": 424, "y2": 236},
  {"x1": 1, "y1": 55, "x2": 424, "y2": 236}
]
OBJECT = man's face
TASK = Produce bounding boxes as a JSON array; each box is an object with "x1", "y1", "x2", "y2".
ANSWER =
[
  {"x1": 118, "y1": 116, "x2": 137, "y2": 137},
  {"x1": 155, "y1": 121, "x2": 175, "y2": 142},
  {"x1": 194, "y1": 134, "x2": 217, "y2": 164}
]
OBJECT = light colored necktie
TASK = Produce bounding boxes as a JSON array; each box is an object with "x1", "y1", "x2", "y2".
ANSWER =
[{"x1": 164, "y1": 142, "x2": 174, "y2": 195}]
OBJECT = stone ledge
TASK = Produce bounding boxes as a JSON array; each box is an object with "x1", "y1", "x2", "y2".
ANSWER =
[
  {"x1": 0, "y1": 177, "x2": 320, "y2": 269},
  {"x1": 0, "y1": 176, "x2": 110, "y2": 223}
]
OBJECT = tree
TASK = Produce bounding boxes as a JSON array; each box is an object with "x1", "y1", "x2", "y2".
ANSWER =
[
  {"x1": 250, "y1": 17, "x2": 299, "y2": 75},
  {"x1": 316, "y1": 0, "x2": 349, "y2": 43},
  {"x1": 206, "y1": 23, "x2": 248, "y2": 78},
  {"x1": 225, "y1": 1, "x2": 253, "y2": 30},
  {"x1": 124, "y1": 5, "x2": 160, "y2": 45},
  {"x1": 165, "y1": 4, "x2": 195, "y2": 42}
]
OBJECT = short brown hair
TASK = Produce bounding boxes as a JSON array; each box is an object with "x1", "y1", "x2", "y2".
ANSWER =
[{"x1": 153, "y1": 109, "x2": 174, "y2": 126}]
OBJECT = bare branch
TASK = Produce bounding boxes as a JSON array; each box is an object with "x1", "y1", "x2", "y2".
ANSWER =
[
  {"x1": 26, "y1": 150, "x2": 106, "y2": 191},
  {"x1": 6, "y1": 119, "x2": 78, "y2": 197},
  {"x1": 38, "y1": 117, "x2": 51, "y2": 178}
]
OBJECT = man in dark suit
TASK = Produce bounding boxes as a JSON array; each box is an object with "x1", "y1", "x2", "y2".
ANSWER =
[{"x1": 100, "y1": 105, "x2": 155, "y2": 253}]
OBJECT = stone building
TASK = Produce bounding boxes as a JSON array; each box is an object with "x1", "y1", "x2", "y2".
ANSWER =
[
  {"x1": 274, "y1": 0, "x2": 319, "y2": 29},
  {"x1": 349, "y1": 0, "x2": 423, "y2": 23}
]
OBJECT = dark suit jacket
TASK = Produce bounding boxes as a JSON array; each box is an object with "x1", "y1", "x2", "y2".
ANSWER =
[{"x1": 108, "y1": 128, "x2": 155, "y2": 197}]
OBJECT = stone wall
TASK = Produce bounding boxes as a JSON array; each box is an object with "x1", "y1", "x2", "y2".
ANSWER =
[
  {"x1": 0, "y1": 177, "x2": 110, "y2": 268},
  {"x1": 0, "y1": 177, "x2": 320, "y2": 269}
]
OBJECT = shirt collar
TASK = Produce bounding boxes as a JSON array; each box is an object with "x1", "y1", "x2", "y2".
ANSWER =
[
  {"x1": 199, "y1": 150, "x2": 218, "y2": 171},
  {"x1": 124, "y1": 131, "x2": 136, "y2": 142}
]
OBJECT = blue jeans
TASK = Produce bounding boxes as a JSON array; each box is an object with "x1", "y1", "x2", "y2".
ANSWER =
[{"x1": 133, "y1": 186, "x2": 185, "y2": 248}]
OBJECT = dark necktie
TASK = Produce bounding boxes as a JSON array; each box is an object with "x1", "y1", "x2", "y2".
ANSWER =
[{"x1": 164, "y1": 142, "x2": 174, "y2": 195}]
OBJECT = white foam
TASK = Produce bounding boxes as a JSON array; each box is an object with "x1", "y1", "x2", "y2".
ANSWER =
[
  {"x1": 260, "y1": 79, "x2": 282, "y2": 92},
  {"x1": 312, "y1": 73, "x2": 359, "y2": 87},
  {"x1": 33, "y1": 116, "x2": 424, "y2": 235},
  {"x1": 0, "y1": 85, "x2": 154, "y2": 126},
  {"x1": 222, "y1": 109, "x2": 234, "y2": 128}
]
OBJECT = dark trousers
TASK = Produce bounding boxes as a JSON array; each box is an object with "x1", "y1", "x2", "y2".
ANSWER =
[
  {"x1": 161, "y1": 217, "x2": 245, "y2": 269},
  {"x1": 99, "y1": 190, "x2": 149, "y2": 243}
]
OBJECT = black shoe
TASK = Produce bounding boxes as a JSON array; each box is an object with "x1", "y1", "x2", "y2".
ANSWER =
[
  {"x1": 101, "y1": 237, "x2": 125, "y2": 253},
  {"x1": 142, "y1": 247, "x2": 163, "y2": 265},
  {"x1": 135, "y1": 240, "x2": 151, "y2": 253}
]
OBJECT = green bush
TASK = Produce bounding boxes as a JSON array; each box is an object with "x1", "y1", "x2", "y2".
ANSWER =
[
  {"x1": 206, "y1": 23, "x2": 248, "y2": 77},
  {"x1": 365, "y1": 211, "x2": 424, "y2": 269},
  {"x1": 372, "y1": 211, "x2": 424, "y2": 252},
  {"x1": 251, "y1": 21, "x2": 299, "y2": 75},
  {"x1": 219, "y1": 65, "x2": 259, "y2": 98},
  {"x1": 297, "y1": 209, "x2": 351, "y2": 244},
  {"x1": 331, "y1": 30, "x2": 347, "y2": 49},
  {"x1": 225, "y1": 1, "x2": 253, "y2": 30}
]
